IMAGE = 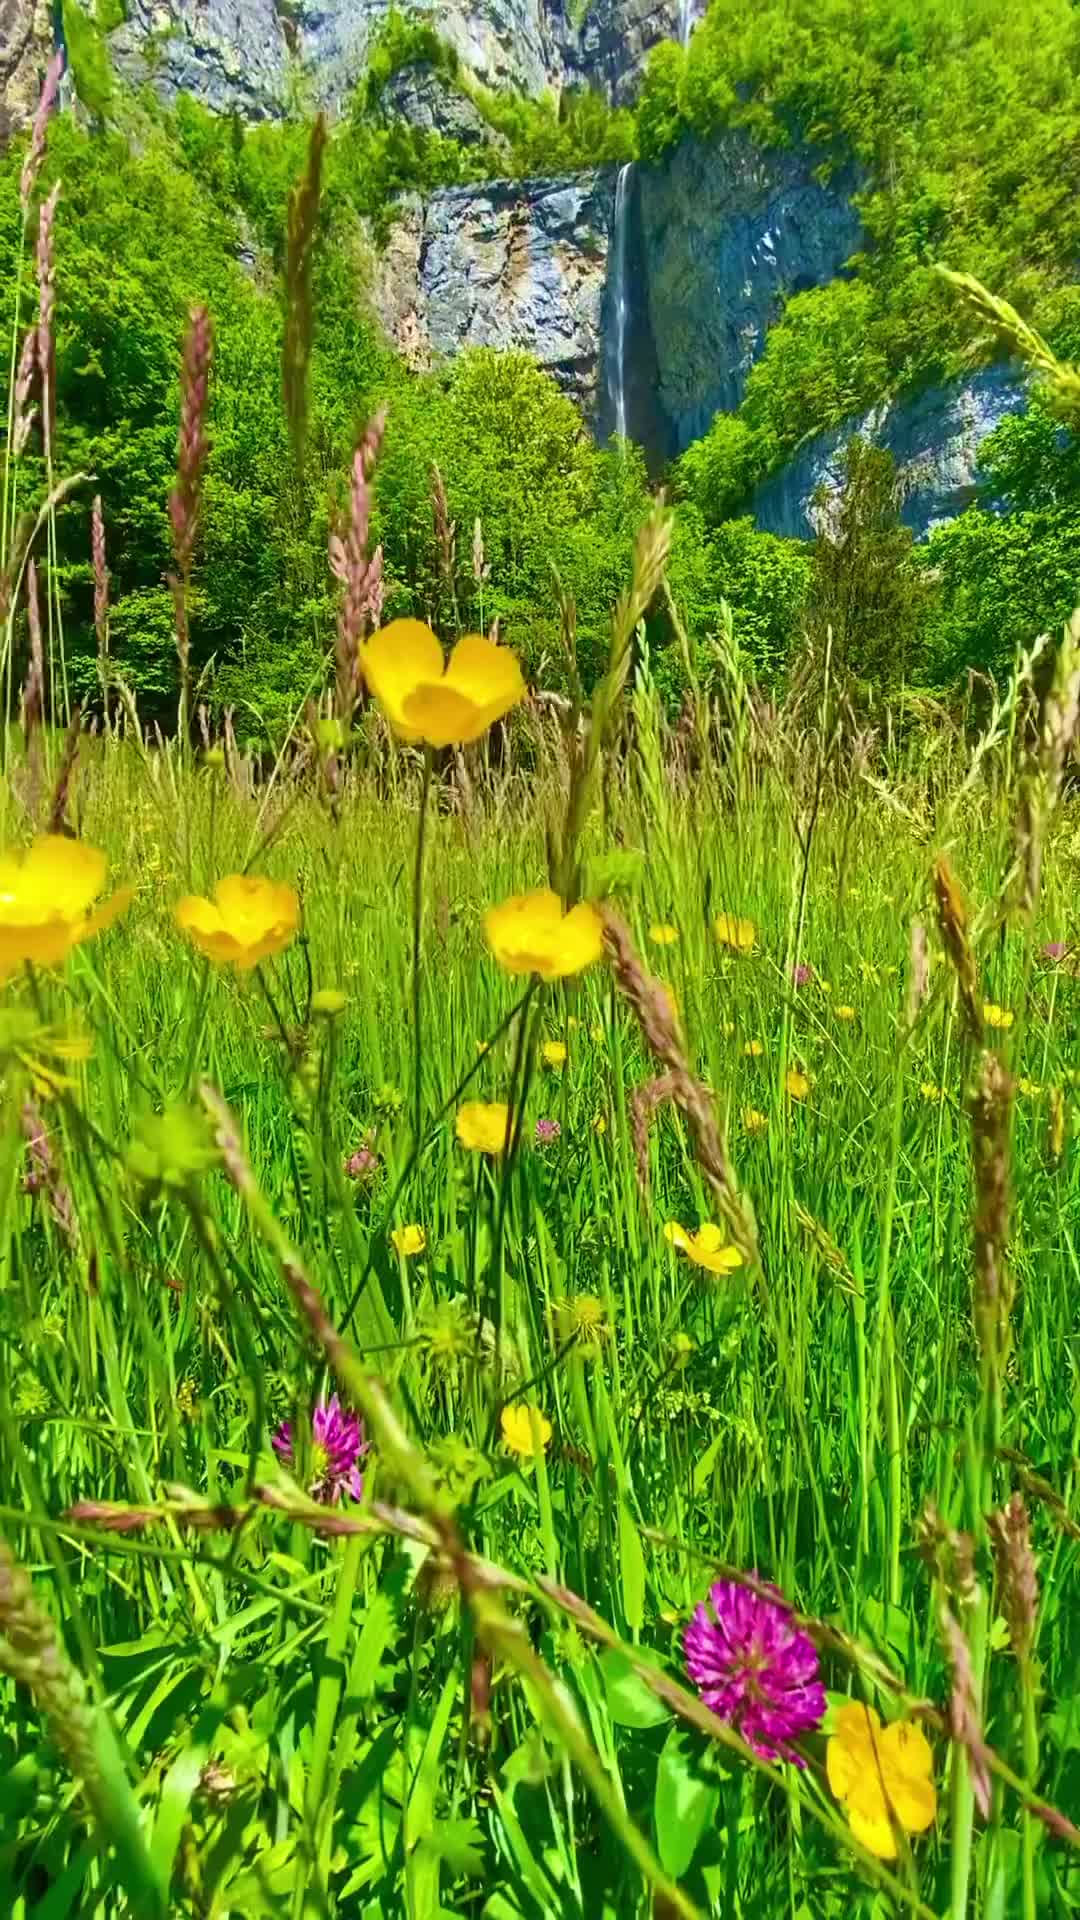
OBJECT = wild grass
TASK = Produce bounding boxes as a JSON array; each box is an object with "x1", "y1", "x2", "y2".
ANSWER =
[{"x1": 2, "y1": 657, "x2": 1080, "y2": 1917}]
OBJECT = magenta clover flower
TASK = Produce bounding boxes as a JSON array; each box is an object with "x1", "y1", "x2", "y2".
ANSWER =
[
  {"x1": 684, "y1": 1576, "x2": 825, "y2": 1764},
  {"x1": 792, "y1": 962, "x2": 814, "y2": 988},
  {"x1": 272, "y1": 1394, "x2": 368, "y2": 1504},
  {"x1": 535, "y1": 1117, "x2": 562, "y2": 1146}
]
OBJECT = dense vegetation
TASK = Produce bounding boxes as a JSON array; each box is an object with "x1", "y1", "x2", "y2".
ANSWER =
[
  {"x1": 644, "y1": 0, "x2": 1080, "y2": 484},
  {"x1": 5, "y1": 0, "x2": 1080, "y2": 728}
]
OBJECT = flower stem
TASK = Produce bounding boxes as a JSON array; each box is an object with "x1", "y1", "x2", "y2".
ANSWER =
[{"x1": 412, "y1": 747, "x2": 433, "y2": 1144}]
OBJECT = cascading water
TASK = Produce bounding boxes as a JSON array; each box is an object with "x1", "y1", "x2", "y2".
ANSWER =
[
  {"x1": 678, "y1": 0, "x2": 698, "y2": 45},
  {"x1": 609, "y1": 161, "x2": 633, "y2": 441}
]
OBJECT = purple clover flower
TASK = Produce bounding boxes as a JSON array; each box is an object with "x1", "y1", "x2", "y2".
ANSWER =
[
  {"x1": 792, "y1": 962, "x2": 814, "y2": 988},
  {"x1": 345, "y1": 1144, "x2": 380, "y2": 1181},
  {"x1": 535, "y1": 1117, "x2": 562, "y2": 1146},
  {"x1": 1041, "y1": 941, "x2": 1067, "y2": 963},
  {"x1": 684, "y1": 1577, "x2": 825, "y2": 1764},
  {"x1": 272, "y1": 1395, "x2": 369, "y2": 1504}
]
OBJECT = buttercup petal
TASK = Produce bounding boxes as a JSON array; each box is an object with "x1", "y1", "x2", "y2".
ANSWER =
[
  {"x1": 443, "y1": 633, "x2": 525, "y2": 724},
  {"x1": 401, "y1": 683, "x2": 487, "y2": 748},
  {"x1": 359, "y1": 619, "x2": 444, "y2": 737},
  {"x1": 21, "y1": 836, "x2": 107, "y2": 917}
]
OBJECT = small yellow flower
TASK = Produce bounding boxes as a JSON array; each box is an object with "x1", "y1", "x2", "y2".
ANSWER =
[
  {"x1": 983, "y1": 1002, "x2": 1014, "y2": 1030},
  {"x1": 743, "y1": 1039, "x2": 764, "y2": 1058},
  {"x1": 649, "y1": 923, "x2": 679, "y2": 946},
  {"x1": 826, "y1": 1704, "x2": 937, "y2": 1860},
  {"x1": 593, "y1": 1111, "x2": 607, "y2": 1135},
  {"x1": 714, "y1": 913, "x2": 756, "y2": 953},
  {"x1": 834, "y1": 1004, "x2": 856, "y2": 1022},
  {"x1": 391, "y1": 1224, "x2": 426, "y2": 1258},
  {"x1": 500, "y1": 1403, "x2": 552, "y2": 1457},
  {"x1": 455, "y1": 1100, "x2": 512, "y2": 1154},
  {"x1": 920, "y1": 1081, "x2": 944, "y2": 1104},
  {"x1": 742, "y1": 1107, "x2": 768, "y2": 1134},
  {"x1": 175, "y1": 874, "x2": 299, "y2": 971},
  {"x1": 359, "y1": 618, "x2": 525, "y2": 747},
  {"x1": 1016, "y1": 1077, "x2": 1042, "y2": 1098},
  {"x1": 664, "y1": 1221, "x2": 744, "y2": 1275},
  {"x1": 819, "y1": 979, "x2": 833, "y2": 995},
  {"x1": 484, "y1": 888, "x2": 604, "y2": 981},
  {"x1": 542, "y1": 1040, "x2": 567, "y2": 1068},
  {"x1": 785, "y1": 1068, "x2": 811, "y2": 1100},
  {"x1": 0, "y1": 836, "x2": 131, "y2": 979}
]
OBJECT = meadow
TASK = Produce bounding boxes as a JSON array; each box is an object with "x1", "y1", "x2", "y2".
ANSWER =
[
  {"x1": 4, "y1": 59, "x2": 1080, "y2": 1920},
  {"x1": 2, "y1": 605, "x2": 1080, "y2": 1919}
]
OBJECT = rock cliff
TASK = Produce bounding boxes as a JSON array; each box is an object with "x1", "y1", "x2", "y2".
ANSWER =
[
  {"x1": 103, "y1": 0, "x2": 674, "y2": 119},
  {"x1": 752, "y1": 364, "x2": 1029, "y2": 540},
  {"x1": 370, "y1": 170, "x2": 614, "y2": 414},
  {"x1": 0, "y1": 0, "x2": 51, "y2": 144},
  {"x1": 637, "y1": 132, "x2": 865, "y2": 452}
]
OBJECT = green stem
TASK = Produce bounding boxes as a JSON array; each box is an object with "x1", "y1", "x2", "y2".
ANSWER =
[
  {"x1": 298, "y1": 1529, "x2": 364, "y2": 1919},
  {"x1": 412, "y1": 747, "x2": 433, "y2": 1145}
]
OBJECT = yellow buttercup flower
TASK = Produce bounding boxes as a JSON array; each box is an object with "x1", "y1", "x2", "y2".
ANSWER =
[
  {"x1": 714, "y1": 913, "x2": 756, "y2": 953},
  {"x1": 663, "y1": 1221, "x2": 744, "y2": 1275},
  {"x1": 743, "y1": 1039, "x2": 764, "y2": 1058},
  {"x1": 593, "y1": 1111, "x2": 607, "y2": 1135},
  {"x1": 835, "y1": 1004, "x2": 856, "y2": 1022},
  {"x1": 742, "y1": 1107, "x2": 768, "y2": 1135},
  {"x1": 983, "y1": 1002, "x2": 1014, "y2": 1030},
  {"x1": 455, "y1": 1100, "x2": 512, "y2": 1154},
  {"x1": 920, "y1": 1081, "x2": 944, "y2": 1104},
  {"x1": 484, "y1": 888, "x2": 604, "y2": 981},
  {"x1": 826, "y1": 1704, "x2": 936, "y2": 1860},
  {"x1": 542, "y1": 1040, "x2": 567, "y2": 1068},
  {"x1": 649, "y1": 923, "x2": 679, "y2": 946},
  {"x1": 175, "y1": 875, "x2": 298, "y2": 971},
  {"x1": 0, "y1": 836, "x2": 131, "y2": 979},
  {"x1": 359, "y1": 618, "x2": 525, "y2": 747},
  {"x1": 500, "y1": 1403, "x2": 552, "y2": 1457},
  {"x1": 311, "y1": 987, "x2": 348, "y2": 1016},
  {"x1": 391, "y1": 1224, "x2": 426, "y2": 1257},
  {"x1": 785, "y1": 1068, "x2": 811, "y2": 1100},
  {"x1": 1016, "y1": 1077, "x2": 1042, "y2": 1098}
]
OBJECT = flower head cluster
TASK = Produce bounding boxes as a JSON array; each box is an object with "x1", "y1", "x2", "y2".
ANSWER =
[
  {"x1": 684, "y1": 1577, "x2": 825, "y2": 1763},
  {"x1": 272, "y1": 1395, "x2": 368, "y2": 1504},
  {"x1": 359, "y1": 619, "x2": 525, "y2": 747},
  {"x1": 535, "y1": 1117, "x2": 562, "y2": 1146},
  {"x1": 0, "y1": 837, "x2": 131, "y2": 979},
  {"x1": 826, "y1": 1703, "x2": 936, "y2": 1858},
  {"x1": 175, "y1": 875, "x2": 298, "y2": 971}
]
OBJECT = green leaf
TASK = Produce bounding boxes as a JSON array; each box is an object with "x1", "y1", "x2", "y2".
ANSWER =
[
  {"x1": 598, "y1": 1649, "x2": 672, "y2": 1729},
  {"x1": 654, "y1": 1725, "x2": 721, "y2": 1879}
]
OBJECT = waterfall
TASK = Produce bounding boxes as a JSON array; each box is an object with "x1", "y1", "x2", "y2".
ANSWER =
[
  {"x1": 678, "y1": 0, "x2": 697, "y2": 45},
  {"x1": 609, "y1": 162, "x2": 633, "y2": 441}
]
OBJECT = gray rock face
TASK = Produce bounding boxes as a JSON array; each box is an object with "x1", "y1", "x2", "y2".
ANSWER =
[
  {"x1": 381, "y1": 61, "x2": 497, "y2": 146},
  {"x1": 102, "y1": 0, "x2": 679, "y2": 119},
  {"x1": 638, "y1": 132, "x2": 865, "y2": 452},
  {"x1": 0, "y1": 0, "x2": 53, "y2": 144},
  {"x1": 548, "y1": 0, "x2": 679, "y2": 107},
  {"x1": 370, "y1": 171, "x2": 613, "y2": 412},
  {"x1": 753, "y1": 364, "x2": 1030, "y2": 541}
]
